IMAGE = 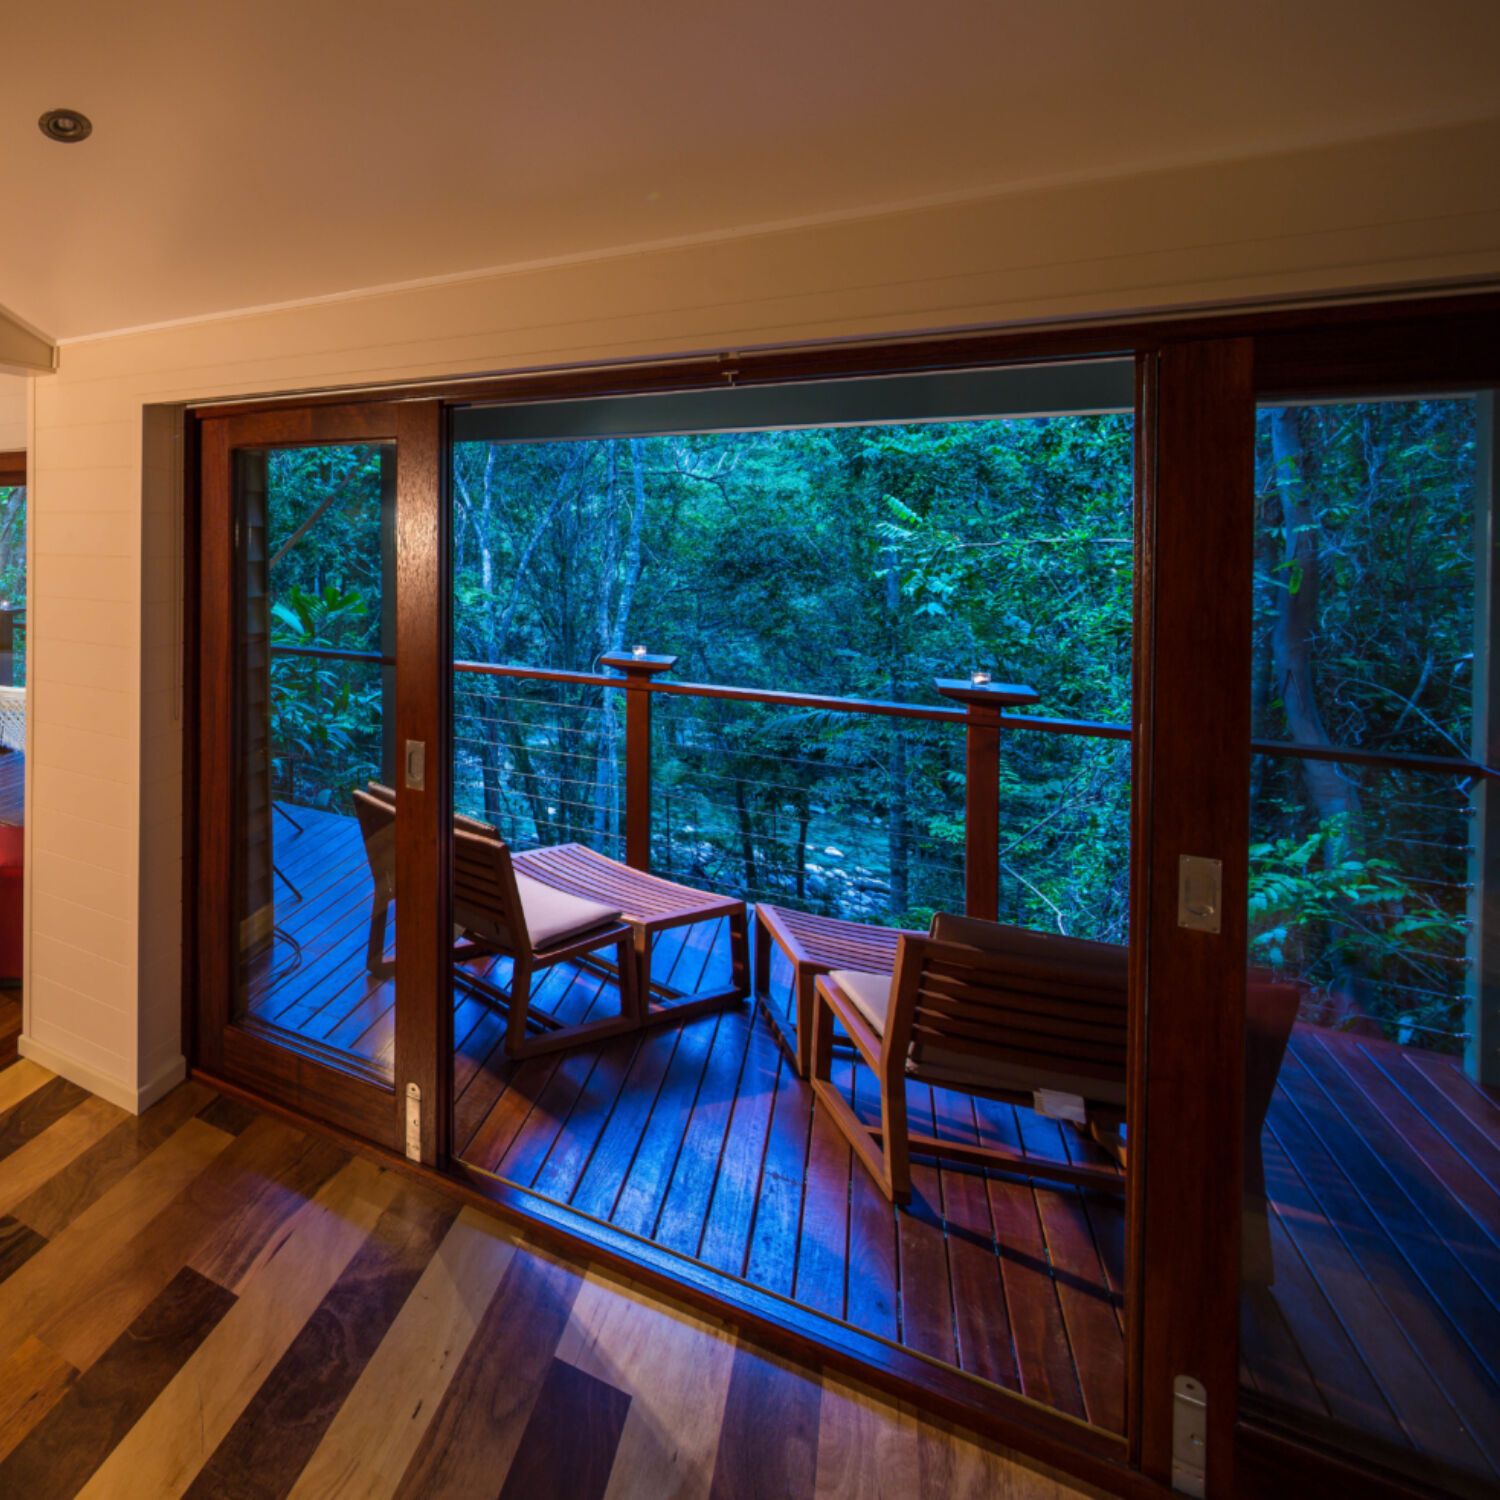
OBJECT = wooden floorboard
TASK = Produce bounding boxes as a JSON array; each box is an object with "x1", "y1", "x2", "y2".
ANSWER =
[
  {"x1": 0, "y1": 1054, "x2": 1086, "y2": 1498},
  {"x1": 1248, "y1": 1044, "x2": 1500, "y2": 1488},
  {"x1": 0, "y1": 994, "x2": 20, "y2": 1071},
  {"x1": 221, "y1": 804, "x2": 1500, "y2": 1484},
  {"x1": 456, "y1": 917, "x2": 1125, "y2": 1432}
]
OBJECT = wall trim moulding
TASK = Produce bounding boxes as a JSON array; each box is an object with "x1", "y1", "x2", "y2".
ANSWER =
[{"x1": 17, "y1": 1035, "x2": 186, "y2": 1115}]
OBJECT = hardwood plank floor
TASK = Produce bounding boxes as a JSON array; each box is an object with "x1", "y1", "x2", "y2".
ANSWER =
[
  {"x1": 456, "y1": 935, "x2": 1128, "y2": 1431},
  {"x1": 0, "y1": 1052, "x2": 1088, "y2": 1499},
  {"x1": 241, "y1": 802, "x2": 1500, "y2": 1490},
  {"x1": 0, "y1": 993, "x2": 19, "y2": 1070},
  {"x1": 246, "y1": 807, "x2": 1127, "y2": 1434}
]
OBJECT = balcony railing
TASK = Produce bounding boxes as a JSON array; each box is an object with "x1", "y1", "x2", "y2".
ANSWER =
[{"x1": 269, "y1": 643, "x2": 1496, "y2": 1046}]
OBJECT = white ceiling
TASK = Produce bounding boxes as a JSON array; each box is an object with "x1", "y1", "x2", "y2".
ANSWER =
[{"x1": 5, "y1": 0, "x2": 1500, "y2": 341}]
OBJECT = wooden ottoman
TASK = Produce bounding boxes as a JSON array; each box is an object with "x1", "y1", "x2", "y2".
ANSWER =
[{"x1": 514, "y1": 843, "x2": 751, "y2": 1026}]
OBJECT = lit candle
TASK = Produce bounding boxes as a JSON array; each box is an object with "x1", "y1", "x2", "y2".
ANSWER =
[
  {"x1": 971, "y1": 670, "x2": 991, "y2": 686},
  {"x1": 632, "y1": 644, "x2": 648, "y2": 659}
]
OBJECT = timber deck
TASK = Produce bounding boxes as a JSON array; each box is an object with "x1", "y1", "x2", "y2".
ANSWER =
[
  {"x1": 247, "y1": 805, "x2": 1500, "y2": 1469},
  {"x1": 1241, "y1": 1025, "x2": 1500, "y2": 1490}
]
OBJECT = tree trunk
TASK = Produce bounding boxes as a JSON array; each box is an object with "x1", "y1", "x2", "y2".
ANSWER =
[
  {"x1": 1268, "y1": 408, "x2": 1362, "y2": 842},
  {"x1": 795, "y1": 786, "x2": 810, "y2": 902},
  {"x1": 888, "y1": 725, "x2": 910, "y2": 917},
  {"x1": 480, "y1": 691, "x2": 507, "y2": 829},
  {"x1": 883, "y1": 561, "x2": 911, "y2": 917},
  {"x1": 592, "y1": 439, "x2": 652, "y2": 848},
  {"x1": 735, "y1": 778, "x2": 758, "y2": 894},
  {"x1": 594, "y1": 445, "x2": 621, "y2": 843},
  {"x1": 454, "y1": 445, "x2": 582, "y2": 847}
]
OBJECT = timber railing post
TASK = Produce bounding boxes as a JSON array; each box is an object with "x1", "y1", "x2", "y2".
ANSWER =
[
  {"x1": 601, "y1": 651, "x2": 678, "y2": 870},
  {"x1": 934, "y1": 678, "x2": 1039, "y2": 921}
]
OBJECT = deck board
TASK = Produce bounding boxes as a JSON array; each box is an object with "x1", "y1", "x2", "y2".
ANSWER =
[
  {"x1": 227, "y1": 803, "x2": 1500, "y2": 1471},
  {"x1": 1263, "y1": 1077, "x2": 1500, "y2": 1478},
  {"x1": 244, "y1": 807, "x2": 1128, "y2": 1430}
]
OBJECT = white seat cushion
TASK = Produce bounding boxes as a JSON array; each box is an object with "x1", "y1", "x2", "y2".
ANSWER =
[
  {"x1": 515, "y1": 872, "x2": 621, "y2": 949},
  {"x1": 827, "y1": 969, "x2": 894, "y2": 1033}
]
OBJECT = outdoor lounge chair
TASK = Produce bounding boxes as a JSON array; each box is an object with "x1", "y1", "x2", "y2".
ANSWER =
[
  {"x1": 353, "y1": 786, "x2": 640, "y2": 1055},
  {"x1": 811, "y1": 911, "x2": 1301, "y2": 1285},
  {"x1": 451, "y1": 824, "x2": 642, "y2": 1058},
  {"x1": 507, "y1": 842, "x2": 751, "y2": 1032},
  {"x1": 351, "y1": 785, "x2": 751, "y2": 1055},
  {"x1": 351, "y1": 782, "x2": 494, "y2": 978},
  {"x1": 810, "y1": 912, "x2": 1131, "y2": 1204}
]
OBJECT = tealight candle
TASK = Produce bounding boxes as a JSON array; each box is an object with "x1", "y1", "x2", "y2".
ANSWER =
[
  {"x1": 632, "y1": 644, "x2": 648, "y2": 658},
  {"x1": 971, "y1": 670, "x2": 992, "y2": 686}
]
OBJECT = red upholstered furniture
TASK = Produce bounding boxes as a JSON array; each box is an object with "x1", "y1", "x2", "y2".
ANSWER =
[{"x1": 0, "y1": 823, "x2": 23, "y2": 983}]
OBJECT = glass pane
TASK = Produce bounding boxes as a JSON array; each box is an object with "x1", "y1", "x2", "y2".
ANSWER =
[
  {"x1": 1241, "y1": 394, "x2": 1500, "y2": 1495},
  {"x1": 0, "y1": 479, "x2": 23, "y2": 829},
  {"x1": 232, "y1": 443, "x2": 397, "y2": 1081},
  {"x1": 449, "y1": 379, "x2": 1136, "y2": 1432}
]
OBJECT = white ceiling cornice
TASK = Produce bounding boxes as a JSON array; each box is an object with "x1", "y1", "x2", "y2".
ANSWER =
[{"x1": 0, "y1": 300, "x2": 55, "y2": 373}]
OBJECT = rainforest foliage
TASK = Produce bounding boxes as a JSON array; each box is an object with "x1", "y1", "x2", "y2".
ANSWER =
[
  {"x1": 0, "y1": 485, "x2": 24, "y2": 686},
  {"x1": 261, "y1": 396, "x2": 1478, "y2": 1050}
]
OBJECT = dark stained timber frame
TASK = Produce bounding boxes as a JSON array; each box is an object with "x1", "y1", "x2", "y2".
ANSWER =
[
  {"x1": 1134, "y1": 340, "x2": 1256, "y2": 1494},
  {"x1": 182, "y1": 288, "x2": 1500, "y2": 1500},
  {"x1": 193, "y1": 400, "x2": 448, "y2": 1156}
]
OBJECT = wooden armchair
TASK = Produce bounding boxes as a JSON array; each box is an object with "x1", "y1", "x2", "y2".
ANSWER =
[
  {"x1": 351, "y1": 783, "x2": 493, "y2": 978},
  {"x1": 812, "y1": 912, "x2": 1301, "y2": 1286},
  {"x1": 451, "y1": 826, "x2": 642, "y2": 1058},
  {"x1": 352, "y1": 787, "x2": 638, "y2": 1056},
  {"x1": 810, "y1": 912, "x2": 1130, "y2": 1203}
]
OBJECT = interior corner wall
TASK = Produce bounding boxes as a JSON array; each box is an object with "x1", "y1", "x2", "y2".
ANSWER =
[
  {"x1": 20, "y1": 115, "x2": 1500, "y2": 1109},
  {"x1": 0, "y1": 377, "x2": 26, "y2": 454},
  {"x1": 138, "y1": 406, "x2": 186, "y2": 1105}
]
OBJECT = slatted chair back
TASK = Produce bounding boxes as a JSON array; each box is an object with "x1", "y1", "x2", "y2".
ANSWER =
[
  {"x1": 351, "y1": 788, "x2": 396, "y2": 901},
  {"x1": 894, "y1": 913, "x2": 1129, "y2": 1109},
  {"x1": 452, "y1": 825, "x2": 533, "y2": 960},
  {"x1": 355, "y1": 782, "x2": 497, "y2": 895},
  {"x1": 362, "y1": 780, "x2": 495, "y2": 836}
]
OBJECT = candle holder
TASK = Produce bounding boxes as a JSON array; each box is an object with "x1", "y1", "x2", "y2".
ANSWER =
[{"x1": 632, "y1": 644, "x2": 648, "y2": 659}]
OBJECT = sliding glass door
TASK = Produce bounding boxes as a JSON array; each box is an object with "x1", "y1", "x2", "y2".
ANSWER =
[
  {"x1": 194, "y1": 403, "x2": 446, "y2": 1151},
  {"x1": 1237, "y1": 389, "x2": 1500, "y2": 1497},
  {"x1": 441, "y1": 362, "x2": 1142, "y2": 1441}
]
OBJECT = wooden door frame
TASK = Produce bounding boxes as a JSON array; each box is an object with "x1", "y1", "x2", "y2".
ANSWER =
[
  {"x1": 191, "y1": 399, "x2": 448, "y2": 1153},
  {"x1": 1132, "y1": 339, "x2": 1256, "y2": 1493},
  {"x1": 179, "y1": 290, "x2": 1500, "y2": 1499}
]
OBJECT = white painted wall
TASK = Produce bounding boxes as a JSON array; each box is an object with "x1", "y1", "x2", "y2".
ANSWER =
[
  {"x1": 22, "y1": 117, "x2": 1500, "y2": 1108},
  {"x1": 0, "y1": 378, "x2": 26, "y2": 454}
]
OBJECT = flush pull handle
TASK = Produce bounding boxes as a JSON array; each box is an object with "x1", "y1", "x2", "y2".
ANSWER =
[
  {"x1": 1177, "y1": 855, "x2": 1222, "y2": 933},
  {"x1": 405, "y1": 739, "x2": 426, "y2": 791}
]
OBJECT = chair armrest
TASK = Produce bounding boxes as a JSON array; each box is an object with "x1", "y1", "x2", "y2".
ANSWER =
[{"x1": 813, "y1": 974, "x2": 884, "y2": 1070}]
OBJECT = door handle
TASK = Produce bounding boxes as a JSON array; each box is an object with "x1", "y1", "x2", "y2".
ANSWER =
[
  {"x1": 1177, "y1": 855, "x2": 1222, "y2": 933},
  {"x1": 405, "y1": 739, "x2": 426, "y2": 791}
]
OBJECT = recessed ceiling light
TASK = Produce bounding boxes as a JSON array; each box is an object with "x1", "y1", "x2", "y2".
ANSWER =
[{"x1": 39, "y1": 110, "x2": 92, "y2": 144}]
